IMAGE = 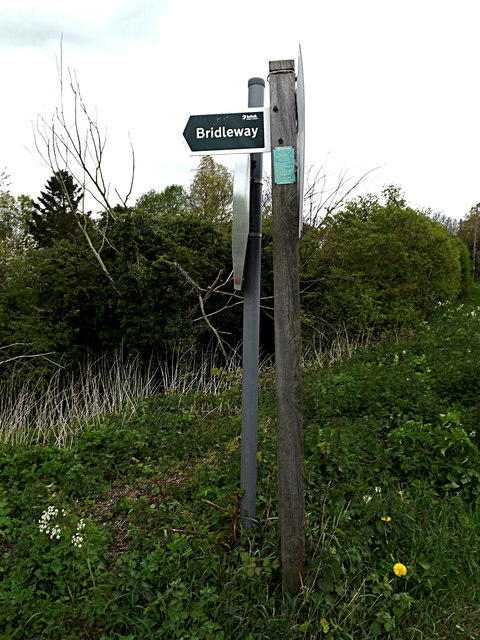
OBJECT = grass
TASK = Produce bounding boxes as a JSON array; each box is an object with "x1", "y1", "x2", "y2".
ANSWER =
[
  {"x1": 0, "y1": 285, "x2": 479, "y2": 638},
  {"x1": 0, "y1": 345, "x2": 246, "y2": 447}
]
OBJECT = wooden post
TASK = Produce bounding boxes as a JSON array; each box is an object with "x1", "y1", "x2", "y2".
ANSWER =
[{"x1": 269, "y1": 59, "x2": 305, "y2": 593}]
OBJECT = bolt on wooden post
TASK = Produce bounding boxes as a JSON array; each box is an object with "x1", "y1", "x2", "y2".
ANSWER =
[{"x1": 269, "y1": 59, "x2": 305, "y2": 593}]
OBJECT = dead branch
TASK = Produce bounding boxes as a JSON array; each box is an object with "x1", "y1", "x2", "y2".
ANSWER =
[
  {"x1": 31, "y1": 43, "x2": 245, "y2": 346},
  {"x1": 32, "y1": 42, "x2": 135, "y2": 293},
  {"x1": 0, "y1": 351, "x2": 62, "y2": 367},
  {"x1": 191, "y1": 298, "x2": 244, "y2": 321},
  {"x1": 303, "y1": 164, "x2": 380, "y2": 228},
  {"x1": 197, "y1": 293, "x2": 228, "y2": 359},
  {"x1": 161, "y1": 259, "x2": 246, "y2": 358},
  {"x1": 76, "y1": 216, "x2": 120, "y2": 294},
  {"x1": 0, "y1": 343, "x2": 32, "y2": 351}
]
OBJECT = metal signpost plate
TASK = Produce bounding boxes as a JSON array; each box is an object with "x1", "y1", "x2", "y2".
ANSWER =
[
  {"x1": 183, "y1": 108, "x2": 270, "y2": 155},
  {"x1": 232, "y1": 156, "x2": 251, "y2": 291},
  {"x1": 297, "y1": 45, "x2": 305, "y2": 236}
]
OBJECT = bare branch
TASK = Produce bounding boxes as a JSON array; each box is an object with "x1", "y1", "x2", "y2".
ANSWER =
[
  {"x1": 34, "y1": 40, "x2": 135, "y2": 223},
  {"x1": 0, "y1": 352, "x2": 62, "y2": 367},
  {"x1": 115, "y1": 133, "x2": 136, "y2": 208},
  {"x1": 31, "y1": 43, "x2": 239, "y2": 345},
  {"x1": 161, "y1": 260, "x2": 244, "y2": 357},
  {"x1": 303, "y1": 164, "x2": 380, "y2": 228},
  {"x1": 75, "y1": 216, "x2": 120, "y2": 294},
  {"x1": 31, "y1": 42, "x2": 140, "y2": 294},
  {"x1": 192, "y1": 298, "x2": 244, "y2": 321},
  {"x1": 0, "y1": 342, "x2": 33, "y2": 351},
  {"x1": 197, "y1": 294, "x2": 228, "y2": 360},
  {"x1": 165, "y1": 260, "x2": 202, "y2": 293}
]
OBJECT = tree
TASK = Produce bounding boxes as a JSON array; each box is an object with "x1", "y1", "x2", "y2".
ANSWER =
[
  {"x1": 0, "y1": 175, "x2": 35, "y2": 273},
  {"x1": 300, "y1": 186, "x2": 463, "y2": 343},
  {"x1": 31, "y1": 50, "x2": 237, "y2": 354},
  {"x1": 428, "y1": 211, "x2": 460, "y2": 236},
  {"x1": 28, "y1": 171, "x2": 83, "y2": 247},
  {"x1": 458, "y1": 205, "x2": 479, "y2": 280},
  {"x1": 33, "y1": 49, "x2": 134, "y2": 292},
  {"x1": 135, "y1": 185, "x2": 188, "y2": 216},
  {"x1": 102, "y1": 204, "x2": 239, "y2": 360},
  {"x1": 188, "y1": 156, "x2": 233, "y2": 222},
  {"x1": 452, "y1": 236, "x2": 472, "y2": 297}
]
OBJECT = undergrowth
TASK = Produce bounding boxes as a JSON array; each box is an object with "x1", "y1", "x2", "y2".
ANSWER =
[{"x1": 0, "y1": 286, "x2": 479, "y2": 638}]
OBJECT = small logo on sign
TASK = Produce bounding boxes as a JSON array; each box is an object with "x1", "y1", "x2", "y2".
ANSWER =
[{"x1": 242, "y1": 114, "x2": 259, "y2": 121}]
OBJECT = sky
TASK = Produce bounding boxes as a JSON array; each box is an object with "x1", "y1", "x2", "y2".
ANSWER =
[{"x1": 1, "y1": 0, "x2": 479, "y2": 220}]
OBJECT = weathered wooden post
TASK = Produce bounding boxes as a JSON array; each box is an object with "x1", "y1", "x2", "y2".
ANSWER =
[{"x1": 269, "y1": 59, "x2": 305, "y2": 592}]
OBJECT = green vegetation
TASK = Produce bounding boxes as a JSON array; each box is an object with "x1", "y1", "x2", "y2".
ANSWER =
[
  {"x1": 1, "y1": 285, "x2": 479, "y2": 639},
  {"x1": 300, "y1": 186, "x2": 469, "y2": 344},
  {"x1": 1, "y1": 158, "x2": 479, "y2": 637},
  {"x1": 28, "y1": 170, "x2": 84, "y2": 248},
  {"x1": 0, "y1": 172, "x2": 474, "y2": 386}
]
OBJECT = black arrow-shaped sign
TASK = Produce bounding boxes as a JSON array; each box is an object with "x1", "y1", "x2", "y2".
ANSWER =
[{"x1": 183, "y1": 110, "x2": 267, "y2": 154}]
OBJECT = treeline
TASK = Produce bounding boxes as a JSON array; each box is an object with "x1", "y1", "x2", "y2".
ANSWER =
[{"x1": 0, "y1": 160, "x2": 476, "y2": 385}]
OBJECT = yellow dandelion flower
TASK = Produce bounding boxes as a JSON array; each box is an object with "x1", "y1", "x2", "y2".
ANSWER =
[
  {"x1": 393, "y1": 563, "x2": 407, "y2": 577},
  {"x1": 381, "y1": 516, "x2": 392, "y2": 522}
]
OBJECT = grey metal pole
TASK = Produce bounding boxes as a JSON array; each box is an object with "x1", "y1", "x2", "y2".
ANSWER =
[{"x1": 240, "y1": 77, "x2": 264, "y2": 529}]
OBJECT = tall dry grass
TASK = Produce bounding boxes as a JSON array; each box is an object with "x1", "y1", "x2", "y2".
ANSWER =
[
  {"x1": 302, "y1": 324, "x2": 374, "y2": 368},
  {"x1": 0, "y1": 352, "x2": 161, "y2": 446},
  {"x1": 0, "y1": 327, "x2": 364, "y2": 448},
  {"x1": 0, "y1": 345, "x2": 247, "y2": 447}
]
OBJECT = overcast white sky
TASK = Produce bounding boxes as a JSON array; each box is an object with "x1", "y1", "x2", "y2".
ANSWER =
[{"x1": 1, "y1": 0, "x2": 479, "y2": 219}]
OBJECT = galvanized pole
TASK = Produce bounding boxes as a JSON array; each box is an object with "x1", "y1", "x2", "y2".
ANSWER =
[{"x1": 240, "y1": 77, "x2": 265, "y2": 529}]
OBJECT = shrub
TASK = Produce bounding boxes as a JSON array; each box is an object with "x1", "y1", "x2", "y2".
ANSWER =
[
  {"x1": 453, "y1": 235, "x2": 472, "y2": 297},
  {"x1": 300, "y1": 186, "x2": 462, "y2": 343}
]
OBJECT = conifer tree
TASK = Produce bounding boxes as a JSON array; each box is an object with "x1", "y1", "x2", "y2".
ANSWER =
[{"x1": 29, "y1": 171, "x2": 83, "y2": 247}]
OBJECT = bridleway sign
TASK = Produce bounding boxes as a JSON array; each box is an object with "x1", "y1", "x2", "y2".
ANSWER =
[{"x1": 182, "y1": 109, "x2": 269, "y2": 155}]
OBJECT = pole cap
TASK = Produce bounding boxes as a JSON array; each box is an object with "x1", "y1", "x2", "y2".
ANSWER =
[{"x1": 248, "y1": 77, "x2": 265, "y2": 87}]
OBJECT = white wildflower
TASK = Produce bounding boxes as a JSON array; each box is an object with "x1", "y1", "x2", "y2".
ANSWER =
[
  {"x1": 72, "y1": 533, "x2": 84, "y2": 548},
  {"x1": 49, "y1": 525, "x2": 61, "y2": 540}
]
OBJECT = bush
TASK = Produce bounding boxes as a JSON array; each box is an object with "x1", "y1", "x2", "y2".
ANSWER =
[
  {"x1": 453, "y1": 235, "x2": 472, "y2": 297},
  {"x1": 300, "y1": 186, "x2": 462, "y2": 344}
]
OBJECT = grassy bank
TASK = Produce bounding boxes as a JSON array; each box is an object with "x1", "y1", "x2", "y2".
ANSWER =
[{"x1": 0, "y1": 286, "x2": 479, "y2": 639}]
